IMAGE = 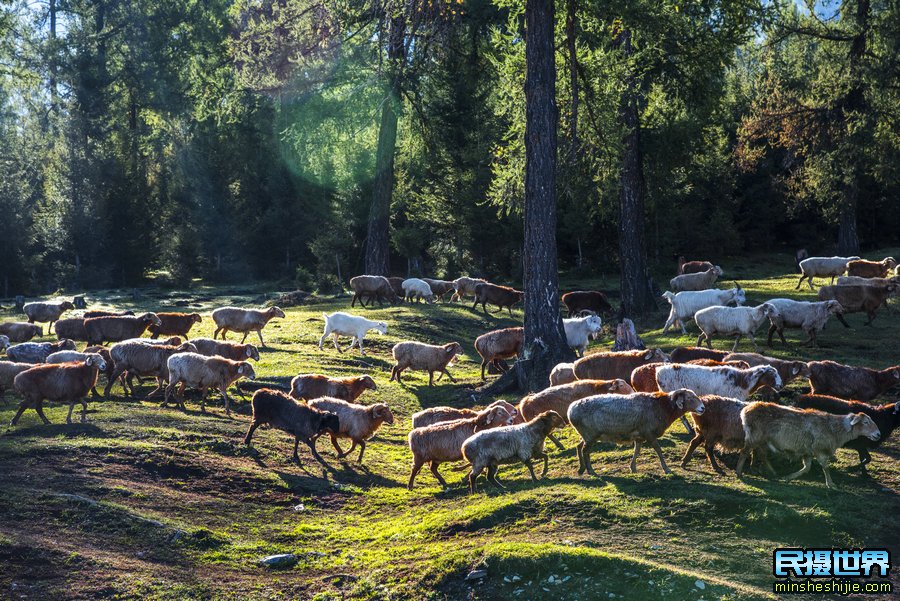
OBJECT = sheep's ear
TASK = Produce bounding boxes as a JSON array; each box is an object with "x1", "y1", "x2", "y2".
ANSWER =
[
  {"x1": 849, "y1": 413, "x2": 864, "y2": 427},
  {"x1": 893, "y1": 402, "x2": 900, "y2": 415},
  {"x1": 893, "y1": 371, "x2": 900, "y2": 380},
  {"x1": 792, "y1": 366, "x2": 800, "y2": 375},
  {"x1": 643, "y1": 350, "x2": 653, "y2": 359},
  {"x1": 674, "y1": 392, "x2": 684, "y2": 410}
]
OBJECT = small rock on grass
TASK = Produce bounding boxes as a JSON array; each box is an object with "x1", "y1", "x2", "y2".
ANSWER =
[{"x1": 258, "y1": 554, "x2": 298, "y2": 569}]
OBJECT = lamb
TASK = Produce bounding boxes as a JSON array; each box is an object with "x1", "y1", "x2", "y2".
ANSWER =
[
  {"x1": 289, "y1": 374, "x2": 376, "y2": 402},
  {"x1": 518, "y1": 379, "x2": 634, "y2": 450},
  {"x1": 723, "y1": 352, "x2": 809, "y2": 386},
  {"x1": 83, "y1": 313, "x2": 162, "y2": 345},
  {"x1": 189, "y1": 338, "x2": 260, "y2": 362},
  {"x1": 411, "y1": 400, "x2": 520, "y2": 429},
  {"x1": 318, "y1": 312, "x2": 388, "y2": 356},
  {"x1": 572, "y1": 348, "x2": 669, "y2": 382},
  {"x1": 148, "y1": 312, "x2": 202, "y2": 339},
  {"x1": 54, "y1": 318, "x2": 88, "y2": 342},
  {"x1": 450, "y1": 276, "x2": 487, "y2": 302},
  {"x1": 461, "y1": 411, "x2": 566, "y2": 494},
  {"x1": 694, "y1": 303, "x2": 779, "y2": 352},
  {"x1": 563, "y1": 314, "x2": 603, "y2": 357},
  {"x1": 0, "y1": 362, "x2": 34, "y2": 403},
  {"x1": 390, "y1": 341, "x2": 463, "y2": 386},
  {"x1": 0, "y1": 322, "x2": 42, "y2": 343},
  {"x1": 764, "y1": 298, "x2": 844, "y2": 347},
  {"x1": 846, "y1": 257, "x2": 897, "y2": 279},
  {"x1": 22, "y1": 300, "x2": 75, "y2": 327},
  {"x1": 561, "y1": 291, "x2": 614, "y2": 317},
  {"x1": 402, "y1": 278, "x2": 436, "y2": 303},
  {"x1": 307, "y1": 397, "x2": 394, "y2": 463},
  {"x1": 211, "y1": 306, "x2": 285, "y2": 347},
  {"x1": 679, "y1": 260, "x2": 716, "y2": 275},
  {"x1": 817, "y1": 284, "x2": 897, "y2": 326},
  {"x1": 630, "y1": 359, "x2": 750, "y2": 393},
  {"x1": 807, "y1": 360, "x2": 900, "y2": 401},
  {"x1": 105, "y1": 340, "x2": 198, "y2": 398},
  {"x1": 568, "y1": 389, "x2": 705, "y2": 475},
  {"x1": 472, "y1": 282, "x2": 524, "y2": 315},
  {"x1": 656, "y1": 363, "x2": 782, "y2": 401},
  {"x1": 668, "y1": 347, "x2": 729, "y2": 363},
  {"x1": 736, "y1": 402, "x2": 880, "y2": 488},
  {"x1": 661, "y1": 286, "x2": 746, "y2": 335},
  {"x1": 243, "y1": 388, "x2": 340, "y2": 467},
  {"x1": 795, "y1": 395, "x2": 900, "y2": 472},
  {"x1": 82, "y1": 310, "x2": 135, "y2": 318},
  {"x1": 422, "y1": 278, "x2": 455, "y2": 302},
  {"x1": 45, "y1": 351, "x2": 108, "y2": 396},
  {"x1": 7, "y1": 339, "x2": 77, "y2": 363},
  {"x1": 407, "y1": 405, "x2": 514, "y2": 489},
  {"x1": 350, "y1": 275, "x2": 399, "y2": 308},
  {"x1": 549, "y1": 362, "x2": 576, "y2": 386},
  {"x1": 10, "y1": 356, "x2": 106, "y2": 425},
  {"x1": 163, "y1": 352, "x2": 256, "y2": 414},
  {"x1": 474, "y1": 327, "x2": 524, "y2": 380},
  {"x1": 796, "y1": 256, "x2": 860, "y2": 289},
  {"x1": 680, "y1": 395, "x2": 749, "y2": 474},
  {"x1": 669, "y1": 266, "x2": 724, "y2": 293}
]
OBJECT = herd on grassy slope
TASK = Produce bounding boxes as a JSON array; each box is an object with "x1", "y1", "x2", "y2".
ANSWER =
[{"x1": 1, "y1": 261, "x2": 899, "y2": 492}]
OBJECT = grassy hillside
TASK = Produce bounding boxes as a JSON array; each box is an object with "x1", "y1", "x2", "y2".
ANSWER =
[{"x1": 1, "y1": 255, "x2": 899, "y2": 600}]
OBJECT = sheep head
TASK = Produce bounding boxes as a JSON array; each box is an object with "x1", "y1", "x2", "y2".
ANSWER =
[
  {"x1": 444, "y1": 342, "x2": 463, "y2": 357},
  {"x1": 267, "y1": 306, "x2": 286, "y2": 319},
  {"x1": 245, "y1": 344, "x2": 261, "y2": 361},
  {"x1": 537, "y1": 410, "x2": 566, "y2": 430},
  {"x1": 238, "y1": 362, "x2": 256, "y2": 380},
  {"x1": 372, "y1": 403, "x2": 394, "y2": 425},
  {"x1": 474, "y1": 406, "x2": 511, "y2": 432},
  {"x1": 61, "y1": 301, "x2": 76, "y2": 311},
  {"x1": 319, "y1": 411, "x2": 340, "y2": 435},
  {"x1": 846, "y1": 413, "x2": 880, "y2": 441},
  {"x1": 825, "y1": 301, "x2": 844, "y2": 314},
  {"x1": 164, "y1": 336, "x2": 183, "y2": 345},
  {"x1": 373, "y1": 321, "x2": 388, "y2": 335},
  {"x1": 176, "y1": 343, "x2": 198, "y2": 354},
  {"x1": 671, "y1": 389, "x2": 704, "y2": 414},
  {"x1": 191, "y1": 313, "x2": 203, "y2": 323},
  {"x1": 58, "y1": 339, "x2": 77, "y2": 351},
  {"x1": 141, "y1": 313, "x2": 163, "y2": 327},
  {"x1": 359, "y1": 375, "x2": 377, "y2": 391},
  {"x1": 0, "y1": 335, "x2": 9, "y2": 351},
  {"x1": 713, "y1": 265, "x2": 724, "y2": 277},
  {"x1": 85, "y1": 354, "x2": 106, "y2": 371}
]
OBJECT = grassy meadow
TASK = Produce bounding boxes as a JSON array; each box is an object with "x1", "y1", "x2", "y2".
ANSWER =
[{"x1": 1, "y1": 252, "x2": 899, "y2": 600}]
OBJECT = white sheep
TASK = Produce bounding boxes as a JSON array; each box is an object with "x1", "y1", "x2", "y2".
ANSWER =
[
  {"x1": 318, "y1": 312, "x2": 387, "y2": 356},
  {"x1": 669, "y1": 266, "x2": 724, "y2": 293},
  {"x1": 450, "y1": 276, "x2": 487, "y2": 302},
  {"x1": 796, "y1": 256, "x2": 860, "y2": 289},
  {"x1": 764, "y1": 298, "x2": 844, "y2": 347},
  {"x1": 563, "y1": 314, "x2": 603, "y2": 357},
  {"x1": 656, "y1": 363, "x2": 781, "y2": 401},
  {"x1": 389, "y1": 341, "x2": 463, "y2": 386},
  {"x1": 694, "y1": 303, "x2": 778, "y2": 352},
  {"x1": 401, "y1": 278, "x2": 435, "y2": 303},
  {"x1": 661, "y1": 286, "x2": 746, "y2": 335}
]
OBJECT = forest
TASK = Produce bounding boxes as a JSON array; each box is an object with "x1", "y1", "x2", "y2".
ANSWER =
[{"x1": 2, "y1": 0, "x2": 899, "y2": 299}]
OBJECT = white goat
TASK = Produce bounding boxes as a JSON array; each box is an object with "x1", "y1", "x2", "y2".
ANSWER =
[
  {"x1": 669, "y1": 266, "x2": 724, "y2": 293},
  {"x1": 402, "y1": 278, "x2": 435, "y2": 303},
  {"x1": 694, "y1": 303, "x2": 779, "y2": 352},
  {"x1": 796, "y1": 256, "x2": 860, "y2": 289},
  {"x1": 661, "y1": 286, "x2": 746, "y2": 335},
  {"x1": 318, "y1": 312, "x2": 387, "y2": 356},
  {"x1": 563, "y1": 314, "x2": 602, "y2": 357}
]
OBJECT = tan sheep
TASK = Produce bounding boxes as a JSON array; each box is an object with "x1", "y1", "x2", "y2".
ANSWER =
[
  {"x1": 389, "y1": 341, "x2": 463, "y2": 386},
  {"x1": 307, "y1": 397, "x2": 394, "y2": 463},
  {"x1": 163, "y1": 352, "x2": 256, "y2": 415},
  {"x1": 211, "y1": 306, "x2": 285, "y2": 347},
  {"x1": 474, "y1": 327, "x2": 524, "y2": 380},
  {"x1": 411, "y1": 400, "x2": 520, "y2": 429}
]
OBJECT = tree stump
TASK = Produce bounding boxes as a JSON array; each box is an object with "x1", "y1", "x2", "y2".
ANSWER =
[
  {"x1": 14, "y1": 295, "x2": 25, "y2": 314},
  {"x1": 611, "y1": 318, "x2": 645, "y2": 351},
  {"x1": 73, "y1": 295, "x2": 87, "y2": 309}
]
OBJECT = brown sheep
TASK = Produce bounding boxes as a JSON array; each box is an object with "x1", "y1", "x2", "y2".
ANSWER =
[
  {"x1": 11, "y1": 356, "x2": 106, "y2": 425},
  {"x1": 83, "y1": 313, "x2": 162, "y2": 345},
  {"x1": 724, "y1": 353, "x2": 809, "y2": 387},
  {"x1": 422, "y1": 278, "x2": 455, "y2": 302},
  {"x1": 572, "y1": 348, "x2": 669, "y2": 382},
  {"x1": 244, "y1": 388, "x2": 341, "y2": 467},
  {"x1": 389, "y1": 341, "x2": 463, "y2": 386},
  {"x1": 82, "y1": 310, "x2": 136, "y2": 318},
  {"x1": 0, "y1": 322, "x2": 43, "y2": 343},
  {"x1": 105, "y1": 341, "x2": 198, "y2": 398},
  {"x1": 668, "y1": 346, "x2": 730, "y2": 363},
  {"x1": 211, "y1": 306, "x2": 285, "y2": 347},
  {"x1": 148, "y1": 312, "x2": 202, "y2": 339},
  {"x1": 518, "y1": 379, "x2": 634, "y2": 450},
  {"x1": 679, "y1": 260, "x2": 715, "y2": 275},
  {"x1": 561, "y1": 291, "x2": 614, "y2": 317},
  {"x1": 289, "y1": 374, "x2": 376, "y2": 402},
  {"x1": 847, "y1": 257, "x2": 897, "y2": 279},
  {"x1": 411, "y1": 400, "x2": 520, "y2": 429},
  {"x1": 680, "y1": 395, "x2": 749, "y2": 474},
  {"x1": 474, "y1": 327, "x2": 524, "y2": 380},
  {"x1": 386, "y1": 277, "x2": 406, "y2": 300},
  {"x1": 472, "y1": 282, "x2": 524, "y2": 315},
  {"x1": 189, "y1": 338, "x2": 260, "y2": 362},
  {"x1": 54, "y1": 318, "x2": 88, "y2": 342},
  {"x1": 817, "y1": 284, "x2": 897, "y2": 326},
  {"x1": 549, "y1": 362, "x2": 577, "y2": 386},
  {"x1": 307, "y1": 397, "x2": 394, "y2": 463},
  {"x1": 807, "y1": 360, "x2": 900, "y2": 401},
  {"x1": 407, "y1": 405, "x2": 513, "y2": 489},
  {"x1": 350, "y1": 275, "x2": 399, "y2": 308}
]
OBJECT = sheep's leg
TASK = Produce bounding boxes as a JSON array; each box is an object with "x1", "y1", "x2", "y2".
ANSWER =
[
  {"x1": 243, "y1": 421, "x2": 259, "y2": 445},
  {"x1": 817, "y1": 455, "x2": 835, "y2": 488},
  {"x1": 145, "y1": 377, "x2": 164, "y2": 399},
  {"x1": 680, "y1": 415, "x2": 695, "y2": 436},
  {"x1": 662, "y1": 310, "x2": 674, "y2": 334},
  {"x1": 408, "y1": 458, "x2": 424, "y2": 490},
  {"x1": 680, "y1": 434, "x2": 703, "y2": 468},
  {"x1": 441, "y1": 368, "x2": 456, "y2": 383},
  {"x1": 784, "y1": 457, "x2": 813, "y2": 481},
  {"x1": 317, "y1": 329, "x2": 329, "y2": 350},
  {"x1": 213, "y1": 327, "x2": 222, "y2": 339},
  {"x1": 696, "y1": 333, "x2": 705, "y2": 347},
  {"x1": 857, "y1": 448, "x2": 871, "y2": 470},
  {"x1": 161, "y1": 383, "x2": 175, "y2": 408},
  {"x1": 79, "y1": 399, "x2": 88, "y2": 422},
  {"x1": 486, "y1": 465, "x2": 504, "y2": 489},
  {"x1": 679, "y1": 318, "x2": 688, "y2": 336},
  {"x1": 731, "y1": 335, "x2": 741, "y2": 352},
  {"x1": 428, "y1": 371, "x2": 434, "y2": 387},
  {"x1": 66, "y1": 402, "x2": 75, "y2": 425},
  {"x1": 291, "y1": 437, "x2": 303, "y2": 464},
  {"x1": 480, "y1": 361, "x2": 488, "y2": 381},
  {"x1": 9, "y1": 402, "x2": 28, "y2": 426},
  {"x1": 865, "y1": 310, "x2": 877, "y2": 326},
  {"x1": 240, "y1": 331, "x2": 249, "y2": 344},
  {"x1": 329, "y1": 433, "x2": 347, "y2": 456},
  {"x1": 547, "y1": 432, "x2": 565, "y2": 451},
  {"x1": 649, "y1": 439, "x2": 671, "y2": 474},
  {"x1": 305, "y1": 438, "x2": 329, "y2": 467},
  {"x1": 835, "y1": 313, "x2": 851, "y2": 328},
  {"x1": 429, "y1": 462, "x2": 447, "y2": 487},
  {"x1": 539, "y1": 452, "x2": 549, "y2": 478},
  {"x1": 523, "y1": 459, "x2": 538, "y2": 481},
  {"x1": 104, "y1": 365, "x2": 126, "y2": 397},
  {"x1": 705, "y1": 443, "x2": 727, "y2": 475},
  {"x1": 332, "y1": 334, "x2": 343, "y2": 353},
  {"x1": 255, "y1": 330, "x2": 266, "y2": 347},
  {"x1": 795, "y1": 275, "x2": 804, "y2": 290},
  {"x1": 507, "y1": 306, "x2": 513, "y2": 316},
  {"x1": 220, "y1": 386, "x2": 231, "y2": 416},
  {"x1": 577, "y1": 440, "x2": 598, "y2": 476},
  {"x1": 356, "y1": 440, "x2": 366, "y2": 463},
  {"x1": 735, "y1": 447, "x2": 751, "y2": 478},
  {"x1": 468, "y1": 466, "x2": 482, "y2": 494},
  {"x1": 357, "y1": 337, "x2": 366, "y2": 356},
  {"x1": 748, "y1": 333, "x2": 759, "y2": 352}
]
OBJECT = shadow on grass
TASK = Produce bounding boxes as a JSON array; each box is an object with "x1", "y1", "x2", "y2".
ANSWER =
[{"x1": 2, "y1": 421, "x2": 108, "y2": 439}]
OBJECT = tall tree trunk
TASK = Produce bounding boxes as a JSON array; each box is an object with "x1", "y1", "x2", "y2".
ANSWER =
[
  {"x1": 365, "y1": 15, "x2": 406, "y2": 276},
  {"x1": 49, "y1": 0, "x2": 58, "y2": 118},
  {"x1": 565, "y1": 0, "x2": 578, "y2": 156},
  {"x1": 616, "y1": 28, "x2": 655, "y2": 317},
  {"x1": 836, "y1": 0, "x2": 868, "y2": 255},
  {"x1": 522, "y1": 0, "x2": 573, "y2": 391}
]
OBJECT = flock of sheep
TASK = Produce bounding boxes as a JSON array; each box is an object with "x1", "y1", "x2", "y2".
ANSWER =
[{"x1": 1, "y1": 257, "x2": 898, "y2": 493}]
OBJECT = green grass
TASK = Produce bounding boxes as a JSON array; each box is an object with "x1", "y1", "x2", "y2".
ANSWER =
[{"x1": 1, "y1": 253, "x2": 899, "y2": 600}]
